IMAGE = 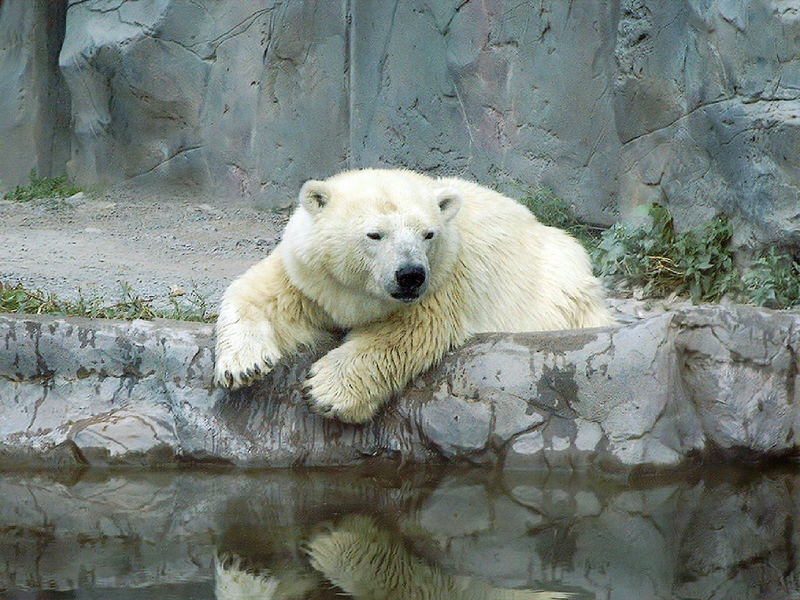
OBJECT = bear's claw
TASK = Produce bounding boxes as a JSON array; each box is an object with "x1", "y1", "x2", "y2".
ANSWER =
[
  {"x1": 215, "y1": 363, "x2": 271, "y2": 390},
  {"x1": 309, "y1": 404, "x2": 332, "y2": 417},
  {"x1": 303, "y1": 377, "x2": 379, "y2": 424},
  {"x1": 214, "y1": 347, "x2": 281, "y2": 389},
  {"x1": 214, "y1": 316, "x2": 282, "y2": 390}
]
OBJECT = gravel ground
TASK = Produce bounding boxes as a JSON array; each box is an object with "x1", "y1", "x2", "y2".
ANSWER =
[{"x1": 0, "y1": 184, "x2": 287, "y2": 310}]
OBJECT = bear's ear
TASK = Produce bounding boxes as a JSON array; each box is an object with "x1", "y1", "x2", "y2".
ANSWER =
[
  {"x1": 299, "y1": 180, "x2": 330, "y2": 216},
  {"x1": 435, "y1": 188, "x2": 462, "y2": 222}
]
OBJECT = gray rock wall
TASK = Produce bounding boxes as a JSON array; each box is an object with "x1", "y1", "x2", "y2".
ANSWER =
[
  {"x1": 1, "y1": 305, "x2": 798, "y2": 471},
  {"x1": 0, "y1": 0, "x2": 70, "y2": 187},
  {"x1": 58, "y1": 0, "x2": 349, "y2": 207},
  {"x1": 350, "y1": 1, "x2": 623, "y2": 225},
  {"x1": 0, "y1": 0, "x2": 798, "y2": 250}
]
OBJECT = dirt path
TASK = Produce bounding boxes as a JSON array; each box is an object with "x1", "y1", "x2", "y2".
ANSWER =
[{"x1": 0, "y1": 184, "x2": 287, "y2": 310}]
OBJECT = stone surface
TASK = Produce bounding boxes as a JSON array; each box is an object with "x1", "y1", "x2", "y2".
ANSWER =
[
  {"x1": 1, "y1": 468, "x2": 799, "y2": 599},
  {"x1": 674, "y1": 307, "x2": 800, "y2": 456},
  {"x1": 1, "y1": 304, "x2": 798, "y2": 471},
  {"x1": 614, "y1": 1, "x2": 800, "y2": 251},
  {"x1": 0, "y1": 0, "x2": 70, "y2": 189},
  {"x1": 352, "y1": 0, "x2": 800, "y2": 252},
  {"x1": 1, "y1": 0, "x2": 798, "y2": 252},
  {"x1": 350, "y1": 1, "x2": 622, "y2": 224},
  {"x1": 58, "y1": 0, "x2": 349, "y2": 208}
]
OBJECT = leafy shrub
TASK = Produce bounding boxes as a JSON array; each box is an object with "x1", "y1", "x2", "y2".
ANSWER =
[
  {"x1": 742, "y1": 251, "x2": 800, "y2": 309},
  {"x1": 592, "y1": 204, "x2": 740, "y2": 303},
  {"x1": 519, "y1": 193, "x2": 800, "y2": 308},
  {"x1": 4, "y1": 168, "x2": 81, "y2": 202}
]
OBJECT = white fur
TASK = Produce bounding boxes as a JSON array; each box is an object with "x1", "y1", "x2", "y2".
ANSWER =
[
  {"x1": 214, "y1": 553, "x2": 317, "y2": 600},
  {"x1": 214, "y1": 283, "x2": 283, "y2": 389},
  {"x1": 306, "y1": 515, "x2": 573, "y2": 600},
  {"x1": 215, "y1": 169, "x2": 613, "y2": 421},
  {"x1": 215, "y1": 554, "x2": 279, "y2": 600}
]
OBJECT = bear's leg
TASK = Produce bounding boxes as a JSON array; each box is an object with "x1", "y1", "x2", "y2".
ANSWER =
[
  {"x1": 215, "y1": 252, "x2": 334, "y2": 389},
  {"x1": 303, "y1": 300, "x2": 464, "y2": 423}
]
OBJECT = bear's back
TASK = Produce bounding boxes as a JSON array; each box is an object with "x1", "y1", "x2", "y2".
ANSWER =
[{"x1": 435, "y1": 176, "x2": 612, "y2": 333}]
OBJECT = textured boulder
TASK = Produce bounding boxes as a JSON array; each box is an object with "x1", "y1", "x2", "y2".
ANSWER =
[
  {"x1": 350, "y1": 1, "x2": 622, "y2": 224},
  {"x1": 614, "y1": 1, "x2": 800, "y2": 251},
  {"x1": 1, "y1": 469, "x2": 798, "y2": 599},
  {"x1": 674, "y1": 307, "x2": 800, "y2": 456},
  {"x1": 58, "y1": 0, "x2": 348, "y2": 207},
  {"x1": 354, "y1": 0, "x2": 800, "y2": 251},
  {"x1": 1, "y1": 304, "x2": 798, "y2": 470}
]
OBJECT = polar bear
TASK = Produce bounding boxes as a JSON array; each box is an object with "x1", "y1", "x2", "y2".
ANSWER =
[{"x1": 214, "y1": 169, "x2": 612, "y2": 423}]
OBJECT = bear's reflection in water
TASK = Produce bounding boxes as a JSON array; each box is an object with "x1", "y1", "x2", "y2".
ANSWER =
[
  {"x1": 215, "y1": 513, "x2": 573, "y2": 600},
  {"x1": 3, "y1": 468, "x2": 795, "y2": 599}
]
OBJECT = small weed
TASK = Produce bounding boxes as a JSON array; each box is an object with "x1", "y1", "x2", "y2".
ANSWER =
[
  {"x1": 4, "y1": 169, "x2": 81, "y2": 202},
  {"x1": 0, "y1": 282, "x2": 217, "y2": 323},
  {"x1": 164, "y1": 287, "x2": 215, "y2": 322}
]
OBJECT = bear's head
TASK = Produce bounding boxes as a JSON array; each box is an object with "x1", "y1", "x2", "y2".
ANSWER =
[{"x1": 284, "y1": 170, "x2": 462, "y2": 307}]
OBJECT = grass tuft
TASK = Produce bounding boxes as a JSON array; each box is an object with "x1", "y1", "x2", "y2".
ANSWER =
[
  {"x1": 0, "y1": 282, "x2": 216, "y2": 323},
  {"x1": 4, "y1": 169, "x2": 81, "y2": 202}
]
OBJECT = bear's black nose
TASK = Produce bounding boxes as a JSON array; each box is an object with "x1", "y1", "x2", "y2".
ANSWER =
[{"x1": 395, "y1": 265, "x2": 426, "y2": 290}]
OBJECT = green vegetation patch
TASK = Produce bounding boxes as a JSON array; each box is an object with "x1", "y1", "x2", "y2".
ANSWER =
[
  {"x1": 4, "y1": 169, "x2": 81, "y2": 202},
  {"x1": 742, "y1": 250, "x2": 800, "y2": 309},
  {"x1": 522, "y1": 190, "x2": 800, "y2": 309},
  {"x1": 592, "y1": 205, "x2": 741, "y2": 303},
  {"x1": 0, "y1": 282, "x2": 216, "y2": 323}
]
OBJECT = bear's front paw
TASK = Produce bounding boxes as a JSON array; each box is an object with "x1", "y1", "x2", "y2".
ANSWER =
[
  {"x1": 303, "y1": 350, "x2": 382, "y2": 424},
  {"x1": 214, "y1": 320, "x2": 282, "y2": 390}
]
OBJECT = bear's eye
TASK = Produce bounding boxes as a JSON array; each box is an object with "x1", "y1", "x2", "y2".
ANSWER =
[
  {"x1": 424, "y1": 231, "x2": 435, "y2": 240},
  {"x1": 367, "y1": 232, "x2": 382, "y2": 240}
]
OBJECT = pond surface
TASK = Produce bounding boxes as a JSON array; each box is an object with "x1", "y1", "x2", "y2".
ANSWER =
[{"x1": 0, "y1": 466, "x2": 797, "y2": 600}]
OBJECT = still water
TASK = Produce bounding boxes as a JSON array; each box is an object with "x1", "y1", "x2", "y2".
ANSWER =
[{"x1": 0, "y1": 466, "x2": 797, "y2": 600}]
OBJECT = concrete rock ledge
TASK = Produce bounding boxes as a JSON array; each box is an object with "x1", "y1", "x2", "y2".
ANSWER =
[{"x1": 1, "y1": 305, "x2": 798, "y2": 471}]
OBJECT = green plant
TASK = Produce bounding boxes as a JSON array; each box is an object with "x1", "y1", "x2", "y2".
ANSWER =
[
  {"x1": 592, "y1": 204, "x2": 740, "y2": 303},
  {"x1": 4, "y1": 168, "x2": 81, "y2": 202},
  {"x1": 518, "y1": 188, "x2": 601, "y2": 249},
  {"x1": 0, "y1": 282, "x2": 217, "y2": 323},
  {"x1": 743, "y1": 251, "x2": 800, "y2": 309},
  {"x1": 164, "y1": 288, "x2": 215, "y2": 322}
]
